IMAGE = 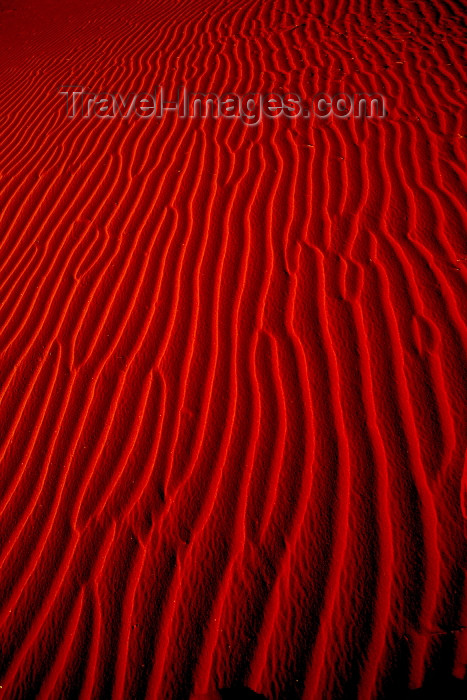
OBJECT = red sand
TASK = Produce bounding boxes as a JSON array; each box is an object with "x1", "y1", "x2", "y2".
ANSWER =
[{"x1": 0, "y1": 0, "x2": 466, "y2": 697}]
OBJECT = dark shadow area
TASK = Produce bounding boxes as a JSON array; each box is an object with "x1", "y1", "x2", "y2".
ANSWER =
[
  {"x1": 219, "y1": 688, "x2": 268, "y2": 700},
  {"x1": 405, "y1": 675, "x2": 467, "y2": 700}
]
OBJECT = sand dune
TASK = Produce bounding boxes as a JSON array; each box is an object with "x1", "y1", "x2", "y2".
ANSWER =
[{"x1": 0, "y1": 0, "x2": 466, "y2": 697}]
